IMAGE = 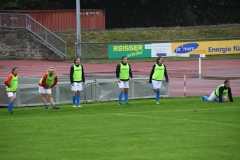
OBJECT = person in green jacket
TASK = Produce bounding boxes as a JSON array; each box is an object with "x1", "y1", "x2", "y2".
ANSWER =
[
  {"x1": 202, "y1": 79, "x2": 233, "y2": 103},
  {"x1": 4, "y1": 67, "x2": 18, "y2": 113}
]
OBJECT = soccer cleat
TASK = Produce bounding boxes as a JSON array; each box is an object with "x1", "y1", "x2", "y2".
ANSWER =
[
  {"x1": 53, "y1": 106, "x2": 59, "y2": 109},
  {"x1": 201, "y1": 95, "x2": 205, "y2": 100},
  {"x1": 119, "y1": 103, "x2": 122, "y2": 106},
  {"x1": 77, "y1": 105, "x2": 82, "y2": 108},
  {"x1": 9, "y1": 111, "x2": 13, "y2": 114},
  {"x1": 45, "y1": 107, "x2": 49, "y2": 110},
  {"x1": 156, "y1": 102, "x2": 159, "y2": 104},
  {"x1": 73, "y1": 105, "x2": 77, "y2": 108},
  {"x1": 126, "y1": 103, "x2": 129, "y2": 105}
]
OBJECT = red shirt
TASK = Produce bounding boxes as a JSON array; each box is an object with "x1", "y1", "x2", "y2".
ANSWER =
[{"x1": 4, "y1": 73, "x2": 17, "y2": 88}]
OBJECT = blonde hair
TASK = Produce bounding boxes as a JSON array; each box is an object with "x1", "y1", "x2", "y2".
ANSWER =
[{"x1": 47, "y1": 66, "x2": 55, "y2": 74}]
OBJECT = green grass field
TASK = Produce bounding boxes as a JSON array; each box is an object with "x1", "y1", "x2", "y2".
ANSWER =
[{"x1": 1, "y1": 97, "x2": 240, "y2": 160}]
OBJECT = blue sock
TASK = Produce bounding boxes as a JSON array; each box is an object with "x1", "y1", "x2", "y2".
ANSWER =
[
  {"x1": 203, "y1": 95, "x2": 209, "y2": 101},
  {"x1": 52, "y1": 104, "x2": 56, "y2": 108},
  {"x1": 118, "y1": 92, "x2": 123, "y2": 104},
  {"x1": 77, "y1": 95, "x2": 80, "y2": 106},
  {"x1": 159, "y1": 90, "x2": 161, "y2": 101},
  {"x1": 156, "y1": 90, "x2": 160, "y2": 102},
  {"x1": 72, "y1": 95, "x2": 76, "y2": 106},
  {"x1": 8, "y1": 101, "x2": 13, "y2": 113},
  {"x1": 124, "y1": 92, "x2": 129, "y2": 104},
  {"x1": 151, "y1": 83, "x2": 154, "y2": 91}
]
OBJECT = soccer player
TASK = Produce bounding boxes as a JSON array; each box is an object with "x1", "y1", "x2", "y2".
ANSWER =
[
  {"x1": 70, "y1": 57, "x2": 85, "y2": 107},
  {"x1": 116, "y1": 56, "x2": 134, "y2": 105},
  {"x1": 202, "y1": 79, "x2": 234, "y2": 103},
  {"x1": 38, "y1": 67, "x2": 59, "y2": 109},
  {"x1": 4, "y1": 67, "x2": 18, "y2": 113},
  {"x1": 149, "y1": 56, "x2": 169, "y2": 104}
]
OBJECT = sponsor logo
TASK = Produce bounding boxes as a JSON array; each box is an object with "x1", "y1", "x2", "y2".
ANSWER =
[
  {"x1": 209, "y1": 46, "x2": 231, "y2": 53},
  {"x1": 174, "y1": 43, "x2": 199, "y2": 54}
]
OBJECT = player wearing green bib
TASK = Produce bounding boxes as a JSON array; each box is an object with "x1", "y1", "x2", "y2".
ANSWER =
[
  {"x1": 70, "y1": 57, "x2": 85, "y2": 107},
  {"x1": 149, "y1": 57, "x2": 169, "y2": 104},
  {"x1": 116, "y1": 56, "x2": 134, "y2": 105},
  {"x1": 38, "y1": 67, "x2": 59, "y2": 109},
  {"x1": 4, "y1": 67, "x2": 18, "y2": 113},
  {"x1": 202, "y1": 79, "x2": 233, "y2": 103}
]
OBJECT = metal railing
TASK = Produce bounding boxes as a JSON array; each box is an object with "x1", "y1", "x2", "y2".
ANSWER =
[
  {"x1": 0, "y1": 78, "x2": 169, "y2": 107},
  {"x1": 0, "y1": 13, "x2": 66, "y2": 59}
]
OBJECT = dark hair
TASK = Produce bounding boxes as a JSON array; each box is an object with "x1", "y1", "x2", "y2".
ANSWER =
[
  {"x1": 121, "y1": 56, "x2": 127, "y2": 63},
  {"x1": 73, "y1": 57, "x2": 80, "y2": 64},
  {"x1": 224, "y1": 79, "x2": 229, "y2": 84},
  {"x1": 156, "y1": 56, "x2": 163, "y2": 63},
  {"x1": 11, "y1": 67, "x2": 18, "y2": 73},
  {"x1": 122, "y1": 56, "x2": 127, "y2": 60}
]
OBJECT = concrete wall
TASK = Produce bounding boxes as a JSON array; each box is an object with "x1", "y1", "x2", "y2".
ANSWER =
[{"x1": 0, "y1": 30, "x2": 64, "y2": 60}]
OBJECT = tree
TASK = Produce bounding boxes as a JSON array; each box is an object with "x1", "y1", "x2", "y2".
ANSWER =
[
  {"x1": 0, "y1": 0, "x2": 239, "y2": 28},
  {"x1": 0, "y1": 0, "x2": 18, "y2": 10}
]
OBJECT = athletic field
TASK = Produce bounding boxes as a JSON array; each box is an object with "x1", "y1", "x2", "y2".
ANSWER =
[{"x1": 1, "y1": 97, "x2": 240, "y2": 160}]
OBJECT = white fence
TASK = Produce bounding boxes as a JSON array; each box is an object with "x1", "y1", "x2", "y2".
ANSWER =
[{"x1": 0, "y1": 78, "x2": 169, "y2": 107}]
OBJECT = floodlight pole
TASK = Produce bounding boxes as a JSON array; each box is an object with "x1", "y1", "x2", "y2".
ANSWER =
[{"x1": 76, "y1": 0, "x2": 81, "y2": 56}]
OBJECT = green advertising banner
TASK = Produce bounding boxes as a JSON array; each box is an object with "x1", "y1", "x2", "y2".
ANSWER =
[{"x1": 108, "y1": 44, "x2": 151, "y2": 59}]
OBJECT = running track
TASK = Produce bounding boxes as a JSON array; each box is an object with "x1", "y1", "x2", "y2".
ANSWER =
[{"x1": 0, "y1": 59, "x2": 239, "y2": 98}]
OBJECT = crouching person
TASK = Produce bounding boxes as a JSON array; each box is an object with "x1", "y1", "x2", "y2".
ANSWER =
[
  {"x1": 39, "y1": 67, "x2": 59, "y2": 109},
  {"x1": 202, "y1": 79, "x2": 233, "y2": 103}
]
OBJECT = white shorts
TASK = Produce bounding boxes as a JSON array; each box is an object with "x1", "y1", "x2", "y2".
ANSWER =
[
  {"x1": 39, "y1": 86, "x2": 52, "y2": 94},
  {"x1": 118, "y1": 80, "x2": 129, "y2": 89},
  {"x1": 152, "y1": 80, "x2": 162, "y2": 89},
  {"x1": 7, "y1": 92, "x2": 16, "y2": 98},
  {"x1": 71, "y1": 82, "x2": 83, "y2": 91},
  {"x1": 208, "y1": 91, "x2": 227, "y2": 101}
]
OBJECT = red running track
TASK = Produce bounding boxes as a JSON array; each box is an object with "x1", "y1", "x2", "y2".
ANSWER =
[{"x1": 0, "y1": 59, "x2": 239, "y2": 97}]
